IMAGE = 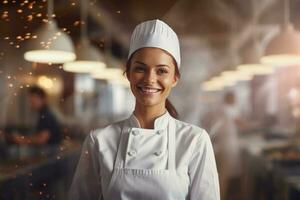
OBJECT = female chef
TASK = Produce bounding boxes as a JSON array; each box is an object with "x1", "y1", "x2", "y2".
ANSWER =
[{"x1": 69, "y1": 19, "x2": 220, "y2": 200}]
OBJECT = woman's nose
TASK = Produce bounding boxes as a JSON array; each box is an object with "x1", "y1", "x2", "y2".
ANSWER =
[{"x1": 143, "y1": 70, "x2": 156, "y2": 83}]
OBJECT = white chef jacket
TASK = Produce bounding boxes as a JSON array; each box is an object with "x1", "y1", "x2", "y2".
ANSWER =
[{"x1": 69, "y1": 111, "x2": 219, "y2": 200}]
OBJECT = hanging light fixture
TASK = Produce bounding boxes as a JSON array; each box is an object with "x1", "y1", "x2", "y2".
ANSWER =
[
  {"x1": 63, "y1": 0, "x2": 106, "y2": 73},
  {"x1": 24, "y1": 0, "x2": 76, "y2": 64},
  {"x1": 201, "y1": 76, "x2": 226, "y2": 92},
  {"x1": 260, "y1": 0, "x2": 300, "y2": 67},
  {"x1": 92, "y1": 68, "x2": 125, "y2": 80},
  {"x1": 63, "y1": 37, "x2": 106, "y2": 73},
  {"x1": 237, "y1": 0, "x2": 274, "y2": 75},
  {"x1": 209, "y1": 8, "x2": 246, "y2": 90}
]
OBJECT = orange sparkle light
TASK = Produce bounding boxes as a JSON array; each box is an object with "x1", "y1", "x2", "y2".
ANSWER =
[
  {"x1": 28, "y1": 2, "x2": 34, "y2": 9},
  {"x1": 1, "y1": 11, "x2": 9, "y2": 19},
  {"x1": 73, "y1": 21, "x2": 80, "y2": 26},
  {"x1": 27, "y1": 15, "x2": 33, "y2": 21}
]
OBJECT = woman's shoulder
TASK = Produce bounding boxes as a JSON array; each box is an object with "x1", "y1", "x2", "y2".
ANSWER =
[
  {"x1": 89, "y1": 119, "x2": 126, "y2": 140},
  {"x1": 173, "y1": 118, "x2": 210, "y2": 142}
]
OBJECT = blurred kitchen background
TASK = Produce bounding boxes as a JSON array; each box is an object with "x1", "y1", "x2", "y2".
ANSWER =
[{"x1": 1, "y1": 0, "x2": 300, "y2": 199}]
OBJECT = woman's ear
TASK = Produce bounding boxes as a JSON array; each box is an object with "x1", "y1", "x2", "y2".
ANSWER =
[
  {"x1": 125, "y1": 62, "x2": 131, "y2": 80},
  {"x1": 172, "y1": 76, "x2": 179, "y2": 87},
  {"x1": 126, "y1": 71, "x2": 130, "y2": 80}
]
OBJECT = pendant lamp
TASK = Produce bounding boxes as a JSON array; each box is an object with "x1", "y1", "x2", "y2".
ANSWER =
[
  {"x1": 63, "y1": 0, "x2": 106, "y2": 73},
  {"x1": 24, "y1": 0, "x2": 76, "y2": 64},
  {"x1": 237, "y1": 0, "x2": 274, "y2": 75},
  {"x1": 92, "y1": 67, "x2": 129, "y2": 86},
  {"x1": 202, "y1": 18, "x2": 241, "y2": 92},
  {"x1": 260, "y1": 0, "x2": 300, "y2": 67}
]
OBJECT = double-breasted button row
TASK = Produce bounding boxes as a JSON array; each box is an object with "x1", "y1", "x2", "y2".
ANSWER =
[
  {"x1": 128, "y1": 150, "x2": 163, "y2": 157},
  {"x1": 131, "y1": 129, "x2": 164, "y2": 136}
]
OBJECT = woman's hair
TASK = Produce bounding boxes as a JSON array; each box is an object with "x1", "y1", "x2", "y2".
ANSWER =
[{"x1": 125, "y1": 50, "x2": 181, "y2": 119}]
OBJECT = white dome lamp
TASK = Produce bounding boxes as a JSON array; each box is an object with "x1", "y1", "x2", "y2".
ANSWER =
[
  {"x1": 63, "y1": 0, "x2": 106, "y2": 73},
  {"x1": 261, "y1": 0, "x2": 300, "y2": 67},
  {"x1": 24, "y1": 0, "x2": 76, "y2": 64}
]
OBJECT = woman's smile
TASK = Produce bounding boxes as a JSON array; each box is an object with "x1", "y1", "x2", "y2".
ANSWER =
[{"x1": 137, "y1": 85, "x2": 162, "y2": 95}]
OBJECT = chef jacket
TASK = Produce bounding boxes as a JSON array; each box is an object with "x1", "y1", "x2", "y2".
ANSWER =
[{"x1": 69, "y1": 111, "x2": 219, "y2": 200}]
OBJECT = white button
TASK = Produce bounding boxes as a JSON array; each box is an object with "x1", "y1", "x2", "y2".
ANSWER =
[
  {"x1": 132, "y1": 130, "x2": 139, "y2": 136},
  {"x1": 128, "y1": 150, "x2": 136, "y2": 156},
  {"x1": 156, "y1": 130, "x2": 164, "y2": 135},
  {"x1": 154, "y1": 150, "x2": 163, "y2": 156}
]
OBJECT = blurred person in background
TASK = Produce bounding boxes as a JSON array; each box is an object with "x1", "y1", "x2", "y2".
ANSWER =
[
  {"x1": 209, "y1": 91, "x2": 246, "y2": 200},
  {"x1": 11, "y1": 85, "x2": 62, "y2": 146}
]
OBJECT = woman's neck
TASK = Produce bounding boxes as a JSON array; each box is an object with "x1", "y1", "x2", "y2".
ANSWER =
[{"x1": 133, "y1": 103, "x2": 166, "y2": 129}]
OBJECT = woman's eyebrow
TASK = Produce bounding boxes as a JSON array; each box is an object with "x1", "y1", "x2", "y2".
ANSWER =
[
  {"x1": 156, "y1": 64, "x2": 170, "y2": 68},
  {"x1": 134, "y1": 61, "x2": 147, "y2": 66},
  {"x1": 134, "y1": 61, "x2": 170, "y2": 68}
]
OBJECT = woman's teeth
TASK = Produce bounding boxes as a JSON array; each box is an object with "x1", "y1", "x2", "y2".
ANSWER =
[{"x1": 138, "y1": 86, "x2": 161, "y2": 94}]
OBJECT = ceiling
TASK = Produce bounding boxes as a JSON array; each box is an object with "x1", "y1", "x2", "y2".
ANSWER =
[{"x1": 1, "y1": 0, "x2": 300, "y2": 67}]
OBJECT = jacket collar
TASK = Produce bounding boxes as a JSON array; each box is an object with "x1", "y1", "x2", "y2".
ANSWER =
[{"x1": 128, "y1": 111, "x2": 171, "y2": 130}]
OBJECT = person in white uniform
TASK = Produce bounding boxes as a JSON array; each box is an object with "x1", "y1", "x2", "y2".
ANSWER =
[
  {"x1": 210, "y1": 91, "x2": 244, "y2": 200},
  {"x1": 69, "y1": 19, "x2": 220, "y2": 200}
]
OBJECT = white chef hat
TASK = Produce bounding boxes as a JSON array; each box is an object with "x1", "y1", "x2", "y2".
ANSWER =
[{"x1": 128, "y1": 19, "x2": 181, "y2": 68}]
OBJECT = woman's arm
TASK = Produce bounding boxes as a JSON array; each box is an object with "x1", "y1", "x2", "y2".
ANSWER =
[
  {"x1": 188, "y1": 130, "x2": 220, "y2": 200},
  {"x1": 68, "y1": 131, "x2": 102, "y2": 200}
]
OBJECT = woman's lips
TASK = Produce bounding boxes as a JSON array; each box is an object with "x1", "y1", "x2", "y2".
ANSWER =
[{"x1": 137, "y1": 86, "x2": 162, "y2": 94}]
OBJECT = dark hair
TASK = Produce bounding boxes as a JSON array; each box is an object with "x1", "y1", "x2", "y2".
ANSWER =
[
  {"x1": 125, "y1": 50, "x2": 181, "y2": 119},
  {"x1": 28, "y1": 85, "x2": 47, "y2": 99}
]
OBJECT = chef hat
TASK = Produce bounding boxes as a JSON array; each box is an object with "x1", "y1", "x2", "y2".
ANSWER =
[{"x1": 128, "y1": 19, "x2": 181, "y2": 68}]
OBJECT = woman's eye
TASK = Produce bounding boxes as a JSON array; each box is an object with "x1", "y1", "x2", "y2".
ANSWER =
[
  {"x1": 157, "y1": 68, "x2": 168, "y2": 75},
  {"x1": 133, "y1": 66, "x2": 146, "y2": 72}
]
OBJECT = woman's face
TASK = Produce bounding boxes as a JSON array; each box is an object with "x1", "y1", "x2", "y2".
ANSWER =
[{"x1": 127, "y1": 47, "x2": 178, "y2": 108}]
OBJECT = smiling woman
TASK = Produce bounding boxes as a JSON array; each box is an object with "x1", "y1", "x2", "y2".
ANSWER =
[{"x1": 69, "y1": 19, "x2": 220, "y2": 200}]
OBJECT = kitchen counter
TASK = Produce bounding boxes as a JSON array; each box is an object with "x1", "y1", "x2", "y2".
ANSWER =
[
  {"x1": 0, "y1": 140, "x2": 82, "y2": 200},
  {"x1": 240, "y1": 134, "x2": 300, "y2": 200}
]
